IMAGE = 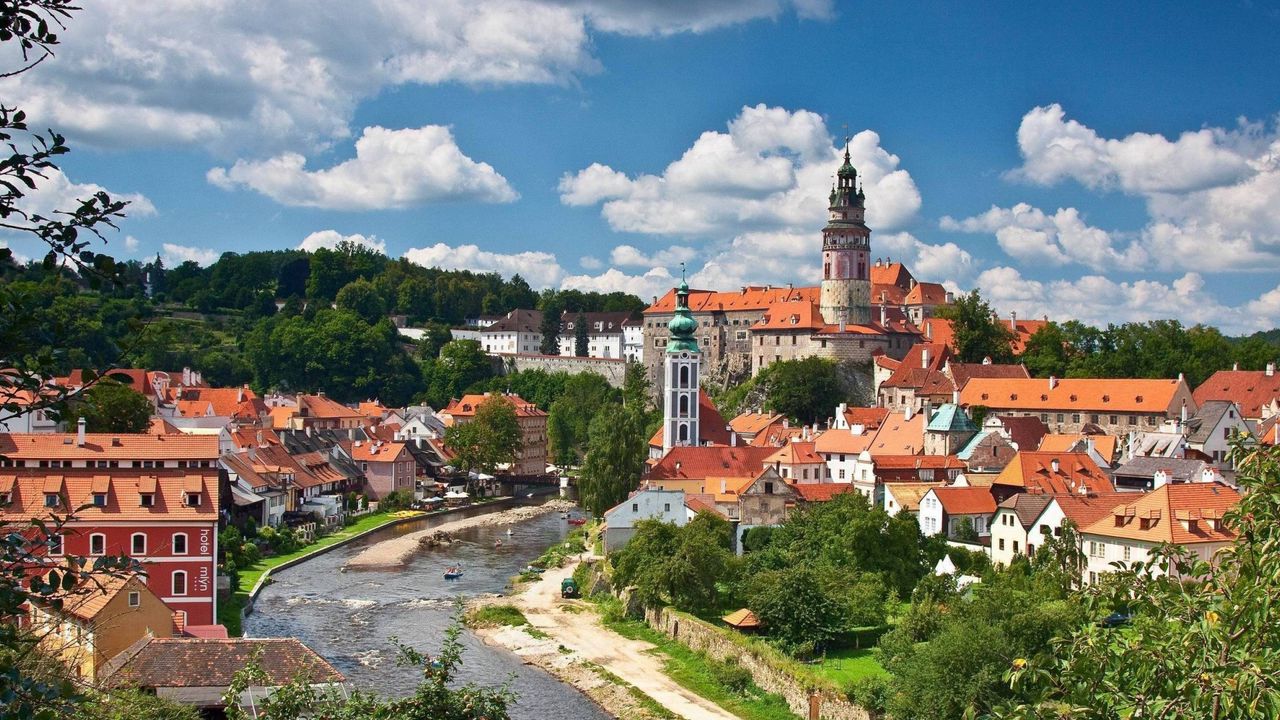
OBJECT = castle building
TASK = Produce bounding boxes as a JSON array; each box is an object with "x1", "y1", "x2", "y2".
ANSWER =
[
  {"x1": 642, "y1": 147, "x2": 952, "y2": 396},
  {"x1": 662, "y1": 277, "x2": 702, "y2": 454}
]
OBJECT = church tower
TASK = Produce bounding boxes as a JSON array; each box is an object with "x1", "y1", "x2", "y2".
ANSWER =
[
  {"x1": 662, "y1": 273, "x2": 701, "y2": 454},
  {"x1": 819, "y1": 145, "x2": 872, "y2": 326}
]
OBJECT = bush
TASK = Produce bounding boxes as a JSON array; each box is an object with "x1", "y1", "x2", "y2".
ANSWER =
[
  {"x1": 465, "y1": 604, "x2": 529, "y2": 628},
  {"x1": 845, "y1": 675, "x2": 890, "y2": 716},
  {"x1": 380, "y1": 489, "x2": 415, "y2": 511},
  {"x1": 708, "y1": 657, "x2": 753, "y2": 696}
]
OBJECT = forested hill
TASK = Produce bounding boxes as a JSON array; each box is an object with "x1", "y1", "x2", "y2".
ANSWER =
[{"x1": 0, "y1": 241, "x2": 644, "y2": 407}]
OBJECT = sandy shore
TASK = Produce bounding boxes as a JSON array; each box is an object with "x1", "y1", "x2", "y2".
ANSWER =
[
  {"x1": 343, "y1": 498, "x2": 578, "y2": 569},
  {"x1": 475, "y1": 559, "x2": 739, "y2": 720}
]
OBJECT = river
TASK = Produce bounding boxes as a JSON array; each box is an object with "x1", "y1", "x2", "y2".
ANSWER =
[{"x1": 243, "y1": 501, "x2": 612, "y2": 720}]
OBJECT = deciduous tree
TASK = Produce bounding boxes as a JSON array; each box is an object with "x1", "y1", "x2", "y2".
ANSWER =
[
  {"x1": 75, "y1": 378, "x2": 152, "y2": 433},
  {"x1": 444, "y1": 395, "x2": 521, "y2": 474}
]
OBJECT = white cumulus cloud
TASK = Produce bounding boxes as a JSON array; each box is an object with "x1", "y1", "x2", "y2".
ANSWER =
[
  {"x1": 404, "y1": 242, "x2": 564, "y2": 287},
  {"x1": 609, "y1": 244, "x2": 698, "y2": 268},
  {"x1": 162, "y1": 243, "x2": 220, "y2": 267},
  {"x1": 209, "y1": 126, "x2": 517, "y2": 210},
  {"x1": 941, "y1": 203, "x2": 1147, "y2": 270},
  {"x1": 298, "y1": 230, "x2": 387, "y2": 254}
]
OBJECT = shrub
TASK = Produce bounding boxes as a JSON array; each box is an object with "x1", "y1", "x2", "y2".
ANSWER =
[
  {"x1": 380, "y1": 489, "x2": 415, "y2": 511},
  {"x1": 845, "y1": 675, "x2": 890, "y2": 716},
  {"x1": 708, "y1": 657, "x2": 753, "y2": 696}
]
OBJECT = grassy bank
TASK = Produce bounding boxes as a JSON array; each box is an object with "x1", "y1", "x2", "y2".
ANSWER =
[
  {"x1": 807, "y1": 647, "x2": 888, "y2": 686},
  {"x1": 219, "y1": 509, "x2": 426, "y2": 635},
  {"x1": 592, "y1": 598, "x2": 797, "y2": 720}
]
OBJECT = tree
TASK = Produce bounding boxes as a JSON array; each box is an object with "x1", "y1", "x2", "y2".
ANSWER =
[
  {"x1": 573, "y1": 311, "x2": 589, "y2": 357},
  {"x1": 577, "y1": 401, "x2": 648, "y2": 516},
  {"x1": 444, "y1": 395, "x2": 521, "y2": 474},
  {"x1": 74, "y1": 379, "x2": 152, "y2": 433},
  {"x1": 416, "y1": 322, "x2": 453, "y2": 360},
  {"x1": 998, "y1": 443, "x2": 1280, "y2": 719},
  {"x1": 546, "y1": 372, "x2": 617, "y2": 466},
  {"x1": 748, "y1": 565, "x2": 851, "y2": 657},
  {"x1": 939, "y1": 290, "x2": 1016, "y2": 363},
  {"x1": 763, "y1": 356, "x2": 843, "y2": 425},
  {"x1": 539, "y1": 297, "x2": 563, "y2": 355},
  {"x1": 420, "y1": 339, "x2": 492, "y2": 408},
  {"x1": 611, "y1": 513, "x2": 736, "y2": 613},
  {"x1": 335, "y1": 277, "x2": 386, "y2": 324},
  {"x1": 1018, "y1": 321, "x2": 1068, "y2": 377}
]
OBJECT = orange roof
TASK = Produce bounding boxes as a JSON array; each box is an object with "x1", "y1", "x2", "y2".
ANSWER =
[
  {"x1": 842, "y1": 406, "x2": 889, "y2": 431},
  {"x1": 0, "y1": 433, "x2": 219, "y2": 461},
  {"x1": 814, "y1": 426, "x2": 875, "y2": 454},
  {"x1": 148, "y1": 417, "x2": 183, "y2": 435},
  {"x1": 685, "y1": 494, "x2": 723, "y2": 517},
  {"x1": 905, "y1": 282, "x2": 948, "y2": 306},
  {"x1": 874, "y1": 354, "x2": 901, "y2": 372},
  {"x1": 358, "y1": 400, "x2": 389, "y2": 418},
  {"x1": 871, "y1": 261, "x2": 913, "y2": 290},
  {"x1": 347, "y1": 440, "x2": 407, "y2": 463},
  {"x1": 168, "y1": 386, "x2": 260, "y2": 418},
  {"x1": 648, "y1": 390, "x2": 731, "y2": 448},
  {"x1": 765, "y1": 441, "x2": 823, "y2": 466},
  {"x1": 443, "y1": 393, "x2": 547, "y2": 418},
  {"x1": 1038, "y1": 433, "x2": 1119, "y2": 462},
  {"x1": 646, "y1": 446, "x2": 775, "y2": 481},
  {"x1": 645, "y1": 286, "x2": 820, "y2": 315},
  {"x1": 1050, "y1": 493, "x2": 1130, "y2": 529},
  {"x1": 728, "y1": 412, "x2": 784, "y2": 437},
  {"x1": 960, "y1": 378, "x2": 1186, "y2": 414},
  {"x1": 704, "y1": 475, "x2": 756, "y2": 503},
  {"x1": 299, "y1": 394, "x2": 363, "y2": 419},
  {"x1": 884, "y1": 482, "x2": 944, "y2": 512},
  {"x1": 890, "y1": 343, "x2": 951, "y2": 375},
  {"x1": 1081, "y1": 483, "x2": 1239, "y2": 545},
  {"x1": 919, "y1": 317, "x2": 956, "y2": 349},
  {"x1": 40, "y1": 573, "x2": 144, "y2": 622},
  {"x1": 791, "y1": 483, "x2": 857, "y2": 502},
  {"x1": 722, "y1": 608, "x2": 761, "y2": 628},
  {"x1": 269, "y1": 406, "x2": 299, "y2": 429},
  {"x1": 993, "y1": 451, "x2": 1112, "y2": 495},
  {"x1": 929, "y1": 486, "x2": 997, "y2": 515},
  {"x1": 872, "y1": 454, "x2": 965, "y2": 470},
  {"x1": 0, "y1": 469, "x2": 219, "y2": 522},
  {"x1": 1259, "y1": 416, "x2": 1280, "y2": 446},
  {"x1": 1193, "y1": 369, "x2": 1280, "y2": 419},
  {"x1": 1008, "y1": 319, "x2": 1048, "y2": 355},
  {"x1": 752, "y1": 300, "x2": 833, "y2": 332},
  {"x1": 866, "y1": 411, "x2": 927, "y2": 456},
  {"x1": 62, "y1": 369, "x2": 155, "y2": 396}
]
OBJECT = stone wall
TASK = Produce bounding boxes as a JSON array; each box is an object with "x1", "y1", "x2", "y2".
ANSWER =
[
  {"x1": 643, "y1": 606, "x2": 870, "y2": 720},
  {"x1": 500, "y1": 353, "x2": 627, "y2": 387}
]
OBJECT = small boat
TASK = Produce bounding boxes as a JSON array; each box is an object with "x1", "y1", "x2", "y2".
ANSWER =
[
  {"x1": 567, "y1": 518, "x2": 587, "y2": 526},
  {"x1": 506, "y1": 528, "x2": 513, "y2": 536},
  {"x1": 443, "y1": 566, "x2": 463, "y2": 580},
  {"x1": 494, "y1": 539, "x2": 504, "y2": 548},
  {"x1": 524, "y1": 565, "x2": 545, "y2": 574}
]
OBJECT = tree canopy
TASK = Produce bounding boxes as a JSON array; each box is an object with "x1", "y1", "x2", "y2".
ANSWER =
[
  {"x1": 443, "y1": 395, "x2": 521, "y2": 474},
  {"x1": 938, "y1": 290, "x2": 1016, "y2": 364},
  {"x1": 74, "y1": 379, "x2": 152, "y2": 433}
]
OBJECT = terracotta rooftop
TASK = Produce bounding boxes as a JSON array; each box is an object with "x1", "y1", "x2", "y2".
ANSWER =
[
  {"x1": 1050, "y1": 493, "x2": 1131, "y2": 530},
  {"x1": 813, "y1": 425, "x2": 875, "y2": 455},
  {"x1": 751, "y1": 300, "x2": 833, "y2": 332},
  {"x1": 993, "y1": 451, "x2": 1112, "y2": 495},
  {"x1": 1038, "y1": 433, "x2": 1120, "y2": 463},
  {"x1": 168, "y1": 386, "x2": 261, "y2": 418},
  {"x1": 727, "y1": 412, "x2": 785, "y2": 437},
  {"x1": 347, "y1": 439, "x2": 407, "y2": 463},
  {"x1": 961, "y1": 377, "x2": 1187, "y2": 414},
  {"x1": 0, "y1": 433, "x2": 219, "y2": 461},
  {"x1": 1193, "y1": 369, "x2": 1280, "y2": 419},
  {"x1": 648, "y1": 390, "x2": 731, "y2": 448},
  {"x1": 104, "y1": 637, "x2": 344, "y2": 688},
  {"x1": 947, "y1": 361, "x2": 1030, "y2": 387},
  {"x1": 0, "y1": 469, "x2": 220, "y2": 522},
  {"x1": 443, "y1": 393, "x2": 546, "y2": 418},
  {"x1": 646, "y1": 446, "x2": 775, "y2": 481},
  {"x1": 929, "y1": 486, "x2": 997, "y2": 516},
  {"x1": 884, "y1": 482, "x2": 944, "y2": 513},
  {"x1": 765, "y1": 440, "x2": 823, "y2": 466},
  {"x1": 38, "y1": 573, "x2": 141, "y2": 622},
  {"x1": 904, "y1": 282, "x2": 949, "y2": 306},
  {"x1": 865, "y1": 411, "x2": 927, "y2": 456},
  {"x1": 299, "y1": 394, "x2": 363, "y2": 419},
  {"x1": 918, "y1": 318, "x2": 956, "y2": 349},
  {"x1": 1081, "y1": 482, "x2": 1239, "y2": 545},
  {"x1": 645, "y1": 286, "x2": 819, "y2": 314},
  {"x1": 842, "y1": 406, "x2": 890, "y2": 431}
]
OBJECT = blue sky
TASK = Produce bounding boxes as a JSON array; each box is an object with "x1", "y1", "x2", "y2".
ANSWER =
[{"x1": 9, "y1": 1, "x2": 1280, "y2": 333}]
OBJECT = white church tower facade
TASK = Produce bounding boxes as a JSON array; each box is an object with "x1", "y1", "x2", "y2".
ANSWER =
[{"x1": 662, "y1": 275, "x2": 701, "y2": 454}]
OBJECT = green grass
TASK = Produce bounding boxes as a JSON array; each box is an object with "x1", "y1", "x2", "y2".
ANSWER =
[
  {"x1": 584, "y1": 662, "x2": 680, "y2": 720},
  {"x1": 218, "y1": 509, "x2": 425, "y2": 635},
  {"x1": 465, "y1": 604, "x2": 530, "y2": 629},
  {"x1": 592, "y1": 599, "x2": 797, "y2": 720},
  {"x1": 806, "y1": 647, "x2": 889, "y2": 686}
]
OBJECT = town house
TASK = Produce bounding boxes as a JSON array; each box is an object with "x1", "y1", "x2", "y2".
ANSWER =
[{"x1": 960, "y1": 376, "x2": 1196, "y2": 435}]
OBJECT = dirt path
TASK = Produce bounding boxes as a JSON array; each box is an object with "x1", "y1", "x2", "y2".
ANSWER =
[
  {"x1": 344, "y1": 499, "x2": 577, "y2": 569},
  {"x1": 506, "y1": 558, "x2": 741, "y2": 720}
]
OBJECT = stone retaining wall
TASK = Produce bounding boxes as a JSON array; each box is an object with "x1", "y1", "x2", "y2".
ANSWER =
[
  {"x1": 643, "y1": 607, "x2": 870, "y2": 720},
  {"x1": 501, "y1": 354, "x2": 627, "y2": 387}
]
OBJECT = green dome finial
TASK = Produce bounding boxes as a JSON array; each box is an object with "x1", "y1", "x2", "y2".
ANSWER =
[{"x1": 667, "y1": 262, "x2": 698, "y2": 353}]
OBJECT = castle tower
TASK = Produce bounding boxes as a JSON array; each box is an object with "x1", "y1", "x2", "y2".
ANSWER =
[
  {"x1": 819, "y1": 144, "x2": 872, "y2": 326},
  {"x1": 662, "y1": 273, "x2": 701, "y2": 454}
]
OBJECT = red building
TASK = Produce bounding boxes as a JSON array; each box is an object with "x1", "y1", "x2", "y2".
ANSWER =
[{"x1": 0, "y1": 430, "x2": 222, "y2": 625}]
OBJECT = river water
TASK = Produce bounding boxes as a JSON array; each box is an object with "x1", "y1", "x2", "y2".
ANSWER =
[{"x1": 243, "y1": 502, "x2": 612, "y2": 720}]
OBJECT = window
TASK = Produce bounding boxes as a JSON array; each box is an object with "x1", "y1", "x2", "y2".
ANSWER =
[
  {"x1": 1123, "y1": 545, "x2": 1132, "y2": 561},
  {"x1": 48, "y1": 534, "x2": 63, "y2": 555},
  {"x1": 90, "y1": 533, "x2": 106, "y2": 556},
  {"x1": 1040, "y1": 413, "x2": 1048, "y2": 422},
  {"x1": 1013, "y1": 540, "x2": 1020, "y2": 554},
  {"x1": 44, "y1": 493, "x2": 60, "y2": 508},
  {"x1": 172, "y1": 571, "x2": 187, "y2": 596},
  {"x1": 1089, "y1": 571, "x2": 1097, "y2": 584},
  {"x1": 92, "y1": 493, "x2": 107, "y2": 507},
  {"x1": 127, "y1": 591, "x2": 140, "y2": 608},
  {"x1": 838, "y1": 469, "x2": 846, "y2": 480},
  {"x1": 1072, "y1": 414, "x2": 1080, "y2": 424},
  {"x1": 764, "y1": 482, "x2": 775, "y2": 494},
  {"x1": 1056, "y1": 414, "x2": 1064, "y2": 423},
  {"x1": 173, "y1": 533, "x2": 188, "y2": 555},
  {"x1": 1223, "y1": 427, "x2": 1231, "y2": 440},
  {"x1": 791, "y1": 335, "x2": 797, "y2": 345},
  {"x1": 1110, "y1": 415, "x2": 1118, "y2": 425},
  {"x1": 0, "y1": 492, "x2": 9, "y2": 505},
  {"x1": 1089, "y1": 541, "x2": 1105, "y2": 559},
  {"x1": 131, "y1": 533, "x2": 146, "y2": 555},
  {"x1": 663, "y1": 503, "x2": 670, "y2": 512},
  {"x1": 140, "y1": 493, "x2": 155, "y2": 508},
  {"x1": 1128, "y1": 415, "x2": 1137, "y2": 425},
  {"x1": 998, "y1": 539, "x2": 1005, "y2": 551},
  {"x1": 184, "y1": 492, "x2": 201, "y2": 507},
  {"x1": 1090, "y1": 414, "x2": 1099, "y2": 424},
  {"x1": 632, "y1": 503, "x2": 638, "y2": 512}
]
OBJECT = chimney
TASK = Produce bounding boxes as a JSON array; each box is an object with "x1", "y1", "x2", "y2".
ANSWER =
[
  {"x1": 925, "y1": 321, "x2": 932, "y2": 338},
  {"x1": 730, "y1": 431, "x2": 738, "y2": 447},
  {"x1": 879, "y1": 304, "x2": 887, "y2": 325},
  {"x1": 921, "y1": 348, "x2": 930, "y2": 369},
  {"x1": 982, "y1": 356, "x2": 992, "y2": 365},
  {"x1": 237, "y1": 386, "x2": 245, "y2": 403},
  {"x1": 1233, "y1": 362, "x2": 1239, "y2": 371},
  {"x1": 904, "y1": 405, "x2": 914, "y2": 420},
  {"x1": 1050, "y1": 458, "x2": 1060, "y2": 473},
  {"x1": 76, "y1": 417, "x2": 86, "y2": 446},
  {"x1": 1268, "y1": 362, "x2": 1276, "y2": 377},
  {"x1": 182, "y1": 367, "x2": 191, "y2": 385},
  {"x1": 782, "y1": 418, "x2": 789, "y2": 429},
  {"x1": 1180, "y1": 403, "x2": 1188, "y2": 425},
  {"x1": 850, "y1": 423, "x2": 865, "y2": 436},
  {"x1": 256, "y1": 430, "x2": 264, "y2": 447},
  {"x1": 952, "y1": 389, "x2": 960, "y2": 405},
  {"x1": 1010, "y1": 310, "x2": 1017, "y2": 331},
  {"x1": 1048, "y1": 375, "x2": 1058, "y2": 390}
]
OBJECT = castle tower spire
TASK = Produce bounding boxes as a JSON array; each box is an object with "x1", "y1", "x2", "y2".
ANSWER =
[
  {"x1": 663, "y1": 264, "x2": 701, "y2": 453},
  {"x1": 819, "y1": 141, "x2": 872, "y2": 327}
]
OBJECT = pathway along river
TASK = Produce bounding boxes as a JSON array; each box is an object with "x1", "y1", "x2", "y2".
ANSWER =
[{"x1": 243, "y1": 501, "x2": 611, "y2": 720}]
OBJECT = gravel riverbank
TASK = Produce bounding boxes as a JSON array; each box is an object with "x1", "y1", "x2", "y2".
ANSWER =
[{"x1": 344, "y1": 499, "x2": 579, "y2": 569}]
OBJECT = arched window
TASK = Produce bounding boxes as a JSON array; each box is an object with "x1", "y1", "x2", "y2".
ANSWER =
[
  {"x1": 678, "y1": 424, "x2": 689, "y2": 443},
  {"x1": 679, "y1": 395, "x2": 689, "y2": 415},
  {"x1": 90, "y1": 533, "x2": 106, "y2": 556},
  {"x1": 172, "y1": 533, "x2": 188, "y2": 555},
  {"x1": 131, "y1": 533, "x2": 147, "y2": 555},
  {"x1": 172, "y1": 571, "x2": 187, "y2": 596},
  {"x1": 678, "y1": 365, "x2": 690, "y2": 388}
]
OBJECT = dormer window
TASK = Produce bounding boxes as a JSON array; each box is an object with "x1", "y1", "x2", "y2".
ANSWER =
[
  {"x1": 92, "y1": 493, "x2": 108, "y2": 508},
  {"x1": 0, "y1": 492, "x2": 9, "y2": 505},
  {"x1": 44, "y1": 493, "x2": 60, "y2": 508},
  {"x1": 184, "y1": 492, "x2": 201, "y2": 507},
  {"x1": 140, "y1": 493, "x2": 155, "y2": 508}
]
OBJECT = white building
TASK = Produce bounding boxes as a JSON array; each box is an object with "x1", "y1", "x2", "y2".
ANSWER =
[
  {"x1": 1078, "y1": 483, "x2": 1239, "y2": 585},
  {"x1": 479, "y1": 309, "x2": 543, "y2": 355},
  {"x1": 662, "y1": 279, "x2": 702, "y2": 454},
  {"x1": 918, "y1": 486, "x2": 995, "y2": 539},
  {"x1": 557, "y1": 311, "x2": 641, "y2": 361},
  {"x1": 1182, "y1": 400, "x2": 1253, "y2": 467},
  {"x1": 602, "y1": 487, "x2": 689, "y2": 553}
]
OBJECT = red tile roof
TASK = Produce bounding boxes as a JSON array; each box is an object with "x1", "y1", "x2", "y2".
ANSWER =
[
  {"x1": 347, "y1": 440, "x2": 407, "y2": 463},
  {"x1": 443, "y1": 393, "x2": 546, "y2": 418},
  {"x1": 751, "y1": 300, "x2": 834, "y2": 332},
  {"x1": 994, "y1": 451, "x2": 1112, "y2": 495},
  {"x1": 765, "y1": 441, "x2": 823, "y2": 465},
  {"x1": 727, "y1": 412, "x2": 784, "y2": 437},
  {"x1": 299, "y1": 394, "x2": 363, "y2": 419},
  {"x1": 1081, "y1": 483, "x2": 1239, "y2": 545},
  {"x1": 905, "y1": 282, "x2": 949, "y2": 306},
  {"x1": 1193, "y1": 369, "x2": 1280, "y2": 419},
  {"x1": 168, "y1": 386, "x2": 262, "y2": 418},
  {"x1": 104, "y1": 637, "x2": 344, "y2": 688},
  {"x1": 919, "y1": 317, "x2": 956, "y2": 349},
  {"x1": 960, "y1": 378, "x2": 1187, "y2": 414},
  {"x1": 1051, "y1": 493, "x2": 1130, "y2": 529},
  {"x1": 873, "y1": 454, "x2": 965, "y2": 471},
  {"x1": 0, "y1": 433, "x2": 219, "y2": 461},
  {"x1": 645, "y1": 446, "x2": 775, "y2": 481},
  {"x1": 930, "y1": 486, "x2": 997, "y2": 515},
  {"x1": 645, "y1": 286, "x2": 820, "y2": 314},
  {"x1": 843, "y1": 406, "x2": 890, "y2": 431},
  {"x1": 0, "y1": 469, "x2": 220, "y2": 522},
  {"x1": 947, "y1": 361, "x2": 1030, "y2": 387}
]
